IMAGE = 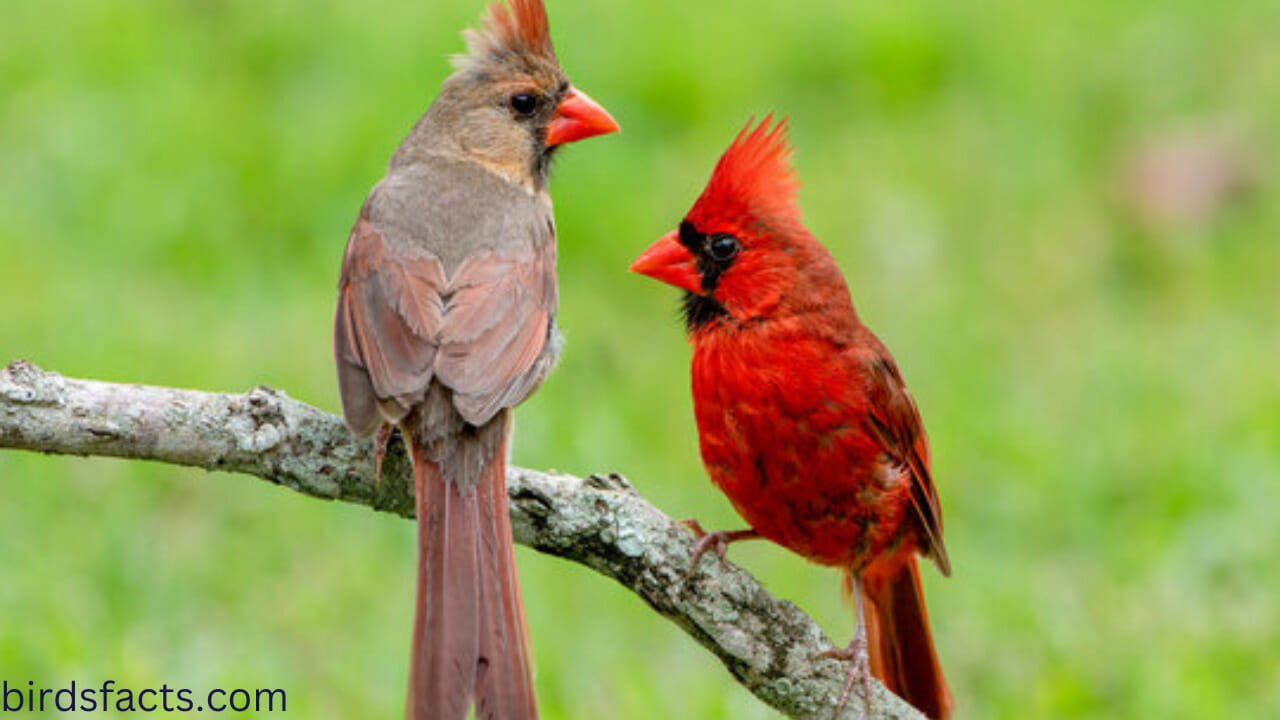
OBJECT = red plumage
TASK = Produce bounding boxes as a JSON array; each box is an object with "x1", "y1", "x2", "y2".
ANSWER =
[
  {"x1": 631, "y1": 118, "x2": 953, "y2": 719},
  {"x1": 686, "y1": 114, "x2": 802, "y2": 233},
  {"x1": 465, "y1": 0, "x2": 555, "y2": 64}
]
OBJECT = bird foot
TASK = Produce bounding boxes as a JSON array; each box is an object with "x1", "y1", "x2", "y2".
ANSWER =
[
  {"x1": 372, "y1": 422, "x2": 395, "y2": 489},
  {"x1": 679, "y1": 520, "x2": 759, "y2": 577},
  {"x1": 814, "y1": 635, "x2": 874, "y2": 720},
  {"x1": 584, "y1": 472, "x2": 636, "y2": 493}
]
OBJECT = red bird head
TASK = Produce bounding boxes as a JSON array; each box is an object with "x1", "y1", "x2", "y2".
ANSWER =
[
  {"x1": 403, "y1": 0, "x2": 619, "y2": 187},
  {"x1": 631, "y1": 117, "x2": 842, "y2": 331}
]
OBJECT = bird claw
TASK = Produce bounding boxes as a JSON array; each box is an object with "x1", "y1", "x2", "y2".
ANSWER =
[
  {"x1": 814, "y1": 635, "x2": 875, "y2": 720},
  {"x1": 679, "y1": 521, "x2": 759, "y2": 578},
  {"x1": 678, "y1": 518, "x2": 710, "y2": 541},
  {"x1": 372, "y1": 422, "x2": 395, "y2": 489},
  {"x1": 584, "y1": 472, "x2": 635, "y2": 493}
]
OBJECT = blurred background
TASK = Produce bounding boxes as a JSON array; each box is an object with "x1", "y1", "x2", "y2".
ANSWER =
[{"x1": 2, "y1": 0, "x2": 1277, "y2": 717}]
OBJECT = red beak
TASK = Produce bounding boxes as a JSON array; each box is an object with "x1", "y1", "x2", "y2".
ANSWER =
[
  {"x1": 546, "y1": 87, "x2": 620, "y2": 147},
  {"x1": 629, "y1": 230, "x2": 702, "y2": 294}
]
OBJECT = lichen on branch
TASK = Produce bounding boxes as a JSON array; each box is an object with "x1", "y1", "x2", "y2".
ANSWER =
[{"x1": 0, "y1": 359, "x2": 924, "y2": 720}]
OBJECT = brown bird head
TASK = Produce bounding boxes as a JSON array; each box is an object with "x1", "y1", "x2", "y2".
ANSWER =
[
  {"x1": 394, "y1": 0, "x2": 619, "y2": 189},
  {"x1": 631, "y1": 117, "x2": 837, "y2": 332}
]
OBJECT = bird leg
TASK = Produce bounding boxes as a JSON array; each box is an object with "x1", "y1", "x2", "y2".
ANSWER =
[
  {"x1": 679, "y1": 520, "x2": 760, "y2": 576},
  {"x1": 813, "y1": 574, "x2": 874, "y2": 719},
  {"x1": 372, "y1": 422, "x2": 395, "y2": 489}
]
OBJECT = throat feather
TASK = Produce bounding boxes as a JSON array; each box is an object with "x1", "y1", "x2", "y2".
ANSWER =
[{"x1": 682, "y1": 292, "x2": 728, "y2": 331}]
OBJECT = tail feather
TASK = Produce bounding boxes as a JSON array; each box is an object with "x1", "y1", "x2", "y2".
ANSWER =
[
  {"x1": 474, "y1": 435, "x2": 537, "y2": 719},
  {"x1": 861, "y1": 557, "x2": 953, "y2": 720},
  {"x1": 408, "y1": 435, "x2": 537, "y2": 720}
]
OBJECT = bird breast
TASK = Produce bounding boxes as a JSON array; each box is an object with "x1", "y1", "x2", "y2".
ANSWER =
[{"x1": 690, "y1": 326, "x2": 912, "y2": 568}]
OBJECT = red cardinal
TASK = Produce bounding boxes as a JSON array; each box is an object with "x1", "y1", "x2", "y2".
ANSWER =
[
  {"x1": 630, "y1": 119, "x2": 952, "y2": 719},
  {"x1": 332, "y1": 1, "x2": 617, "y2": 718}
]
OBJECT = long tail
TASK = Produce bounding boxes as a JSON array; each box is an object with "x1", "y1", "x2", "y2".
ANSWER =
[
  {"x1": 407, "y1": 432, "x2": 538, "y2": 720},
  {"x1": 861, "y1": 557, "x2": 953, "y2": 720}
]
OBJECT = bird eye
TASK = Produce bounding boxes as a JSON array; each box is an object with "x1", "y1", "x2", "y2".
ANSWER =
[
  {"x1": 509, "y1": 93, "x2": 539, "y2": 117},
  {"x1": 706, "y1": 234, "x2": 740, "y2": 262}
]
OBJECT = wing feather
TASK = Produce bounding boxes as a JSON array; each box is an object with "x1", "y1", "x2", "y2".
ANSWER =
[
  {"x1": 335, "y1": 215, "x2": 444, "y2": 433},
  {"x1": 861, "y1": 349, "x2": 951, "y2": 576},
  {"x1": 437, "y1": 242, "x2": 557, "y2": 426},
  {"x1": 334, "y1": 186, "x2": 557, "y2": 435}
]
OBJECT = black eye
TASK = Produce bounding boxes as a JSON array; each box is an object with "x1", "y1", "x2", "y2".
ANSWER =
[
  {"x1": 509, "y1": 93, "x2": 539, "y2": 117},
  {"x1": 706, "y1": 234, "x2": 740, "y2": 262}
]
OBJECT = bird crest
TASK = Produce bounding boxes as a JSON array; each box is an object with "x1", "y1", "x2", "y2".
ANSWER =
[
  {"x1": 456, "y1": 0, "x2": 556, "y2": 68},
  {"x1": 688, "y1": 116, "x2": 803, "y2": 232}
]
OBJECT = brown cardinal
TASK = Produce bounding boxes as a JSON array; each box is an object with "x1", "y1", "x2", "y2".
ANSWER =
[
  {"x1": 332, "y1": 1, "x2": 618, "y2": 718},
  {"x1": 630, "y1": 118, "x2": 952, "y2": 719}
]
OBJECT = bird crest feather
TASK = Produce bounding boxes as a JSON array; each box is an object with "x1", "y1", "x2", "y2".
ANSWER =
[
  {"x1": 455, "y1": 0, "x2": 556, "y2": 69},
  {"x1": 688, "y1": 115, "x2": 802, "y2": 231}
]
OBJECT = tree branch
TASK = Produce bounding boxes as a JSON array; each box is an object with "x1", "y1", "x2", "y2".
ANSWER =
[{"x1": 0, "y1": 360, "x2": 924, "y2": 720}]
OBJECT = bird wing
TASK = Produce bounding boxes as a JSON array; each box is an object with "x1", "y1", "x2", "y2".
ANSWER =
[
  {"x1": 334, "y1": 212, "x2": 447, "y2": 435},
  {"x1": 334, "y1": 191, "x2": 556, "y2": 435},
  {"x1": 862, "y1": 349, "x2": 951, "y2": 576},
  {"x1": 433, "y1": 241, "x2": 557, "y2": 426}
]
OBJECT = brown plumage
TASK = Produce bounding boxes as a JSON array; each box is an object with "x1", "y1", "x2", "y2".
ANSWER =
[{"x1": 332, "y1": 2, "x2": 617, "y2": 718}]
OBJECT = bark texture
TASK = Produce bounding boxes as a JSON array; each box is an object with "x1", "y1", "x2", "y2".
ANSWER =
[{"x1": 0, "y1": 359, "x2": 925, "y2": 720}]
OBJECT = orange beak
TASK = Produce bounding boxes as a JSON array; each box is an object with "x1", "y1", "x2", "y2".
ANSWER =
[
  {"x1": 629, "y1": 230, "x2": 701, "y2": 294},
  {"x1": 546, "y1": 87, "x2": 620, "y2": 147}
]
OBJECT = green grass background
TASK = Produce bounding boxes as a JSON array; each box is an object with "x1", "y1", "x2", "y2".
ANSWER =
[{"x1": 2, "y1": 0, "x2": 1278, "y2": 717}]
